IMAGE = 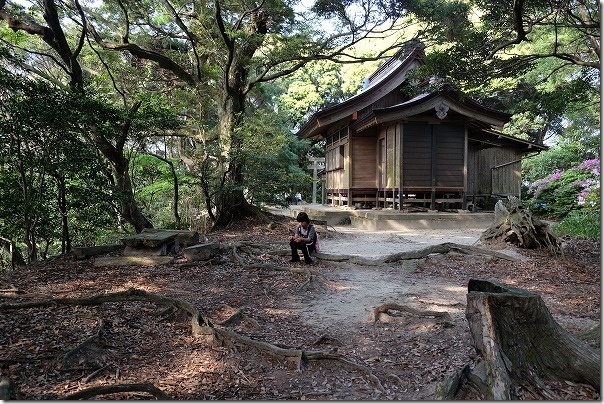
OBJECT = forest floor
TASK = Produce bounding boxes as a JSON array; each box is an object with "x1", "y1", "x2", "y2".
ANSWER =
[{"x1": 0, "y1": 211, "x2": 600, "y2": 400}]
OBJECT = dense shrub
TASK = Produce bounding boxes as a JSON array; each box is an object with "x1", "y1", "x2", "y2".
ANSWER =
[
  {"x1": 527, "y1": 159, "x2": 600, "y2": 240},
  {"x1": 552, "y1": 209, "x2": 600, "y2": 241}
]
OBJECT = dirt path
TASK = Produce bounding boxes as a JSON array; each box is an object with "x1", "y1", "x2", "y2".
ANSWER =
[
  {"x1": 296, "y1": 225, "x2": 513, "y2": 332},
  {"x1": 295, "y1": 264, "x2": 467, "y2": 330}
]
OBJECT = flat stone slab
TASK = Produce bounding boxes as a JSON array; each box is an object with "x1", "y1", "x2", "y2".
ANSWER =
[
  {"x1": 72, "y1": 244, "x2": 125, "y2": 260},
  {"x1": 183, "y1": 242, "x2": 220, "y2": 262},
  {"x1": 140, "y1": 229, "x2": 200, "y2": 247},
  {"x1": 123, "y1": 245, "x2": 168, "y2": 257},
  {"x1": 121, "y1": 231, "x2": 178, "y2": 248}
]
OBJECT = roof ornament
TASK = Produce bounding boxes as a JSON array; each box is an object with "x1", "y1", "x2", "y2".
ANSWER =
[{"x1": 435, "y1": 101, "x2": 449, "y2": 119}]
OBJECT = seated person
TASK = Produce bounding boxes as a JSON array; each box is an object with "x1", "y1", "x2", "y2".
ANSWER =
[{"x1": 289, "y1": 212, "x2": 317, "y2": 265}]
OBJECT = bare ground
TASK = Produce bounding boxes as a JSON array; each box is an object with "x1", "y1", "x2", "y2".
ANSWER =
[{"x1": 0, "y1": 212, "x2": 600, "y2": 400}]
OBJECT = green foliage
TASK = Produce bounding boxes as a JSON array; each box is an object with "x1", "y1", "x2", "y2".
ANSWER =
[
  {"x1": 0, "y1": 68, "x2": 133, "y2": 259},
  {"x1": 129, "y1": 153, "x2": 194, "y2": 229},
  {"x1": 276, "y1": 33, "x2": 405, "y2": 127},
  {"x1": 2, "y1": 0, "x2": 599, "y2": 242},
  {"x1": 399, "y1": 0, "x2": 471, "y2": 41},
  {"x1": 277, "y1": 60, "x2": 350, "y2": 124},
  {"x1": 234, "y1": 104, "x2": 313, "y2": 207},
  {"x1": 526, "y1": 159, "x2": 600, "y2": 221},
  {"x1": 551, "y1": 208, "x2": 601, "y2": 241},
  {"x1": 522, "y1": 131, "x2": 600, "y2": 186}
]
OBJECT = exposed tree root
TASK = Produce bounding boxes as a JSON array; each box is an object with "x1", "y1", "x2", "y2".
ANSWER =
[
  {"x1": 274, "y1": 244, "x2": 516, "y2": 264},
  {"x1": 313, "y1": 334, "x2": 344, "y2": 346},
  {"x1": 1, "y1": 288, "x2": 384, "y2": 394},
  {"x1": 212, "y1": 305, "x2": 260, "y2": 329},
  {"x1": 242, "y1": 263, "x2": 331, "y2": 291},
  {"x1": 243, "y1": 262, "x2": 298, "y2": 272},
  {"x1": 297, "y1": 269, "x2": 323, "y2": 291},
  {"x1": 61, "y1": 319, "x2": 108, "y2": 371},
  {"x1": 61, "y1": 382, "x2": 172, "y2": 400},
  {"x1": 214, "y1": 326, "x2": 385, "y2": 391},
  {"x1": 225, "y1": 239, "x2": 518, "y2": 267},
  {"x1": 82, "y1": 364, "x2": 110, "y2": 383},
  {"x1": 313, "y1": 253, "x2": 381, "y2": 266},
  {"x1": 260, "y1": 247, "x2": 381, "y2": 265},
  {"x1": 214, "y1": 306, "x2": 247, "y2": 326},
  {"x1": 0, "y1": 284, "x2": 26, "y2": 296},
  {"x1": 0, "y1": 288, "x2": 211, "y2": 335},
  {"x1": 382, "y1": 243, "x2": 518, "y2": 263},
  {"x1": 222, "y1": 242, "x2": 279, "y2": 257},
  {"x1": 368, "y1": 303, "x2": 453, "y2": 326}
]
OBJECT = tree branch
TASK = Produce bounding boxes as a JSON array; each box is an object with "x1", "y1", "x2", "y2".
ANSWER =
[
  {"x1": 159, "y1": 0, "x2": 205, "y2": 80},
  {"x1": 86, "y1": 21, "x2": 197, "y2": 85}
]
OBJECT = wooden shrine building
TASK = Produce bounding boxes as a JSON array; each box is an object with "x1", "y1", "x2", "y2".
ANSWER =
[{"x1": 296, "y1": 41, "x2": 547, "y2": 211}]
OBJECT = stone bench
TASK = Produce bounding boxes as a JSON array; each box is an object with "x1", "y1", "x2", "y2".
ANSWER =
[
  {"x1": 121, "y1": 229, "x2": 200, "y2": 256},
  {"x1": 73, "y1": 244, "x2": 125, "y2": 260}
]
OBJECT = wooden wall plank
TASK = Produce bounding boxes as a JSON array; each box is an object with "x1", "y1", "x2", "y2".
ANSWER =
[
  {"x1": 435, "y1": 123, "x2": 464, "y2": 188},
  {"x1": 403, "y1": 122, "x2": 432, "y2": 186},
  {"x1": 467, "y1": 144, "x2": 522, "y2": 196},
  {"x1": 351, "y1": 136, "x2": 377, "y2": 188}
]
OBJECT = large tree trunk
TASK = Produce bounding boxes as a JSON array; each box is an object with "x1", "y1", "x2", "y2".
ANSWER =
[
  {"x1": 93, "y1": 101, "x2": 154, "y2": 233},
  {"x1": 212, "y1": 57, "x2": 268, "y2": 229},
  {"x1": 213, "y1": 188, "x2": 254, "y2": 228},
  {"x1": 112, "y1": 156, "x2": 154, "y2": 233},
  {"x1": 93, "y1": 146, "x2": 153, "y2": 233},
  {"x1": 211, "y1": 8, "x2": 270, "y2": 230},
  {"x1": 213, "y1": 91, "x2": 253, "y2": 228},
  {"x1": 450, "y1": 279, "x2": 600, "y2": 400}
]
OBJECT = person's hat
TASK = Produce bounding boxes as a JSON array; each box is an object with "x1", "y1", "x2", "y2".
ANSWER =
[{"x1": 296, "y1": 212, "x2": 310, "y2": 222}]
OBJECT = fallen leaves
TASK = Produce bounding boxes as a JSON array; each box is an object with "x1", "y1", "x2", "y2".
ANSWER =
[{"x1": 0, "y1": 214, "x2": 599, "y2": 399}]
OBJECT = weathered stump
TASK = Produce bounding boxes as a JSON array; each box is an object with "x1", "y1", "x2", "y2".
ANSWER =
[
  {"x1": 450, "y1": 279, "x2": 600, "y2": 400},
  {"x1": 481, "y1": 196, "x2": 561, "y2": 255}
]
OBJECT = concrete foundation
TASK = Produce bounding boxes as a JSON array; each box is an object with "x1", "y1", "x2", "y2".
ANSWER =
[{"x1": 287, "y1": 205, "x2": 494, "y2": 231}]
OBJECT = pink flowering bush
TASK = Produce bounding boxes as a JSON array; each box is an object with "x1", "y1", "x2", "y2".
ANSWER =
[{"x1": 528, "y1": 159, "x2": 600, "y2": 219}]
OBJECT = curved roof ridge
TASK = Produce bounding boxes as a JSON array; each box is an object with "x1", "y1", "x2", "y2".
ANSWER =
[{"x1": 296, "y1": 40, "x2": 426, "y2": 138}]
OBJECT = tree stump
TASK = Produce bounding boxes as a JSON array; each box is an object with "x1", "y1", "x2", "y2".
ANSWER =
[
  {"x1": 480, "y1": 196, "x2": 561, "y2": 255},
  {"x1": 453, "y1": 279, "x2": 600, "y2": 400}
]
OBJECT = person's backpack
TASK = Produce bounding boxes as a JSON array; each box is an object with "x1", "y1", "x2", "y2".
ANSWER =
[{"x1": 302, "y1": 223, "x2": 320, "y2": 252}]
